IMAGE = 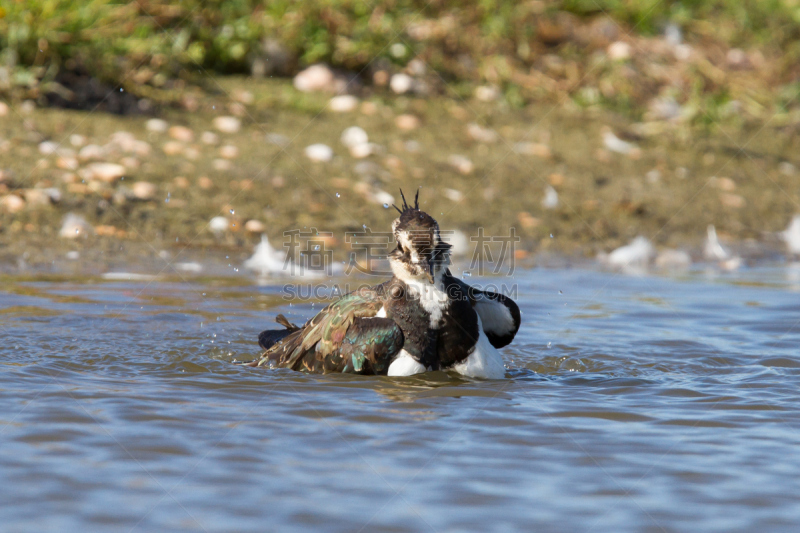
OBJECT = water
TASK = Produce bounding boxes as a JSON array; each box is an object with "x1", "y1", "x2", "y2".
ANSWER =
[{"x1": 2, "y1": 267, "x2": 800, "y2": 532}]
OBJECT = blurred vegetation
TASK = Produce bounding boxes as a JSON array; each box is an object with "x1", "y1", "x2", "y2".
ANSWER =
[{"x1": 1, "y1": 1, "x2": 799, "y2": 121}]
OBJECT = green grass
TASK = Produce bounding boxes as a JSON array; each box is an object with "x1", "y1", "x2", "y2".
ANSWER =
[{"x1": 1, "y1": 1, "x2": 799, "y2": 119}]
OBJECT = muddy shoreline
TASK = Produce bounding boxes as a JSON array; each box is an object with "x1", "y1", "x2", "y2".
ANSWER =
[{"x1": 1, "y1": 77, "x2": 798, "y2": 276}]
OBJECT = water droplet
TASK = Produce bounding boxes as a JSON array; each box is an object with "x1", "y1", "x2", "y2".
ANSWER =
[
  {"x1": 550, "y1": 234, "x2": 553, "y2": 238},
  {"x1": 463, "y1": 271, "x2": 471, "y2": 277},
  {"x1": 226, "y1": 255, "x2": 229, "y2": 259},
  {"x1": 165, "y1": 192, "x2": 171, "y2": 203},
  {"x1": 216, "y1": 317, "x2": 221, "y2": 322},
  {"x1": 547, "y1": 342, "x2": 552, "y2": 348},
  {"x1": 313, "y1": 245, "x2": 320, "y2": 251},
  {"x1": 559, "y1": 290, "x2": 563, "y2": 294},
  {"x1": 202, "y1": 293, "x2": 206, "y2": 296},
  {"x1": 75, "y1": 228, "x2": 79, "y2": 234},
  {"x1": 383, "y1": 203, "x2": 389, "y2": 208},
  {"x1": 362, "y1": 224, "x2": 367, "y2": 230},
  {"x1": 120, "y1": 88, "x2": 124, "y2": 92},
  {"x1": 230, "y1": 209, "x2": 235, "y2": 214},
  {"x1": 336, "y1": 193, "x2": 340, "y2": 198}
]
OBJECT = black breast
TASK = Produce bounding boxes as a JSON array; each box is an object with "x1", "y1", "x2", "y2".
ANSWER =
[
  {"x1": 381, "y1": 280, "x2": 439, "y2": 369},
  {"x1": 437, "y1": 278, "x2": 479, "y2": 368}
]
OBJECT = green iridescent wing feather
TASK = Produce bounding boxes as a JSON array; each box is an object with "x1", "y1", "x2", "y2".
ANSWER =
[{"x1": 257, "y1": 286, "x2": 403, "y2": 374}]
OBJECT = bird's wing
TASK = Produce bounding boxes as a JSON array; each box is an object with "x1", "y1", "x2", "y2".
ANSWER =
[
  {"x1": 448, "y1": 273, "x2": 521, "y2": 348},
  {"x1": 257, "y1": 285, "x2": 403, "y2": 374}
]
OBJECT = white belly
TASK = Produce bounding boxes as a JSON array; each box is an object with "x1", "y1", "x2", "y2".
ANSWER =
[
  {"x1": 387, "y1": 349, "x2": 426, "y2": 377},
  {"x1": 452, "y1": 315, "x2": 506, "y2": 379}
]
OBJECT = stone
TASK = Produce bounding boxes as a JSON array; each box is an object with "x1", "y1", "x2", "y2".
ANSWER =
[
  {"x1": 39, "y1": 141, "x2": 59, "y2": 155},
  {"x1": 78, "y1": 144, "x2": 106, "y2": 161},
  {"x1": 23, "y1": 189, "x2": 51, "y2": 207},
  {"x1": 132, "y1": 181, "x2": 157, "y2": 200},
  {"x1": 168, "y1": 125, "x2": 194, "y2": 142},
  {"x1": 448, "y1": 155, "x2": 474, "y2": 175},
  {"x1": 474, "y1": 85, "x2": 500, "y2": 102},
  {"x1": 467, "y1": 123, "x2": 498, "y2": 143},
  {"x1": 212, "y1": 116, "x2": 241, "y2": 134},
  {"x1": 201, "y1": 131, "x2": 219, "y2": 145},
  {"x1": 305, "y1": 144, "x2": 333, "y2": 162},
  {"x1": 340, "y1": 126, "x2": 368, "y2": 148},
  {"x1": 219, "y1": 145, "x2": 239, "y2": 159},
  {"x1": 209, "y1": 216, "x2": 229, "y2": 233},
  {"x1": 0, "y1": 194, "x2": 25, "y2": 213},
  {"x1": 162, "y1": 141, "x2": 184, "y2": 156},
  {"x1": 513, "y1": 142, "x2": 552, "y2": 159},
  {"x1": 87, "y1": 162, "x2": 126, "y2": 183},
  {"x1": 69, "y1": 134, "x2": 87, "y2": 147},
  {"x1": 212, "y1": 159, "x2": 232, "y2": 171},
  {"x1": 329, "y1": 95, "x2": 359, "y2": 112},
  {"x1": 146, "y1": 119, "x2": 169, "y2": 133},
  {"x1": 245, "y1": 219, "x2": 266, "y2": 233},
  {"x1": 390, "y1": 73, "x2": 414, "y2": 94},
  {"x1": 59, "y1": 213, "x2": 93, "y2": 238},
  {"x1": 395, "y1": 114, "x2": 420, "y2": 131},
  {"x1": 607, "y1": 41, "x2": 632, "y2": 60},
  {"x1": 294, "y1": 64, "x2": 336, "y2": 93},
  {"x1": 0, "y1": 102, "x2": 8, "y2": 117},
  {"x1": 56, "y1": 156, "x2": 79, "y2": 170}
]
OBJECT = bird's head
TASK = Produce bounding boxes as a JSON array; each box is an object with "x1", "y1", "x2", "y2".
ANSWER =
[{"x1": 388, "y1": 189, "x2": 451, "y2": 284}]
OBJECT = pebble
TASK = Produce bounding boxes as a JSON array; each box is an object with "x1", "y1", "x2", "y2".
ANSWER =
[
  {"x1": 513, "y1": 142, "x2": 552, "y2": 159},
  {"x1": 443, "y1": 188, "x2": 464, "y2": 202},
  {"x1": 305, "y1": 144, "x2": 333, "y2": 162},
  {"x1": 448, "y1": 155, "x2": 474, "y2": 175},
  {"x1": 329, "y1": 95, "x2": 359, "y2": 112},
  {"x1": 39, "y1": 141, "x2": 59, "y2": 155},
  {"x1": 349, "y1": 143, "x2": 376, "y2": 159},
  {"x1": 78, "y1": 144, "x2": 106, "y2": 161},
  {"x1": 607, "y1": 41, "x2": 632, "y2": 60},
  {"x1": 602, "y1": 128, "x2": 640, "y2": 157},
  {"x1": 779, "y1": 162, "x2": 796, "y2": 176},
  {"x1": 209, "y1": 216, "x2": 230, "y2": 234},
  {"x1": 20, "y1": 100, "x2": 35, "y2": 114},
  {"x1": 201, "y1": 131, "x2": 219, "y2": 145},
  {"x1": 340, "y1": 126, "x2": 368, "y2": 148},
  {"x1": 23, "y1": 189, "x2": 51, "y2": 207},
  {"x1": 0, "y1": 194, "x2": 25, "y2": 213},
  {"x1": 169, "y1": 126, "x2": 194, "y2": 142},
  {"x1": 69, "y1": 134, "x2": 87, "y2": 147},
  {"x1": 245, "y1": 219, "x2": 266, "y2": 233},
  {"x1": 198, "y1": 176, "x2": 214, "y2": 189},
  {"x1": 467, "y1": 123, "x2": 498, "y2": 143},
  {"x1": 173, "y1": 176, "x2": 190, "y2": 188},
  {"x1": 232, "y1": 89, "x2": 254, "y2": 105},
  {"x1": 146, "y1": 119, "x2": 169, "y2": 133},
  {"x1": 212, "y1": 159, "x2": 232, "y2": 171},
  {"x1": 219, "y1": 145, "x2": 239, "y2": 159},
  {"x1": 395, "y1": 114, "x2": 420, "y2": 131},
  {"x1": 390, "y1": 73, "x2": 414, "y2": 94},
  {"x1": 56, "y1": 156, "x2": 79, "y2": 170},
  {"x1": 59, "y1": 213, "x2": 93, "y2": 238},
  {"x1": 719, "y1": 193, "x2": 745, "y2": 209},
  {"x1": 162, "y1": 141, "x2": 184, "y2": 156},
  {"x1": 293, "y1": 64, "x2": 335, "y2": 93},
  {"x1": 542, "y1": 186, "x2": 559, "y2": 209},
  {"x1": 132, "y1": 181, "x2": 157, "y2": 200},
  {"x1": 474, "y1": 85, "x2": 500, "y2": 102},
  {"x1": 0, "y1": 102, "x2": 8, "y2": 117},
  {"x1": 87, "y1": 162, "x2": 126, "y2": 183},
  {"x1": 120, "y1": 156, "x2": 140, "y2": 170},
  {"x1": 213, "y1": 116, "x2": 241, "y2": 134}
]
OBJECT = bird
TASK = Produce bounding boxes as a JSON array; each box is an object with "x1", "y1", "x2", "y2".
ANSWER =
[{"x1": 246, "y1": 189, "x2": 521, "y2": 378}]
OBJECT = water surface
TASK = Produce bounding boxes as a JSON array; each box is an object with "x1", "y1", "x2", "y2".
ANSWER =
[{"x1": 2, "y1": 267, "x2": 800, "y2": 532}]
